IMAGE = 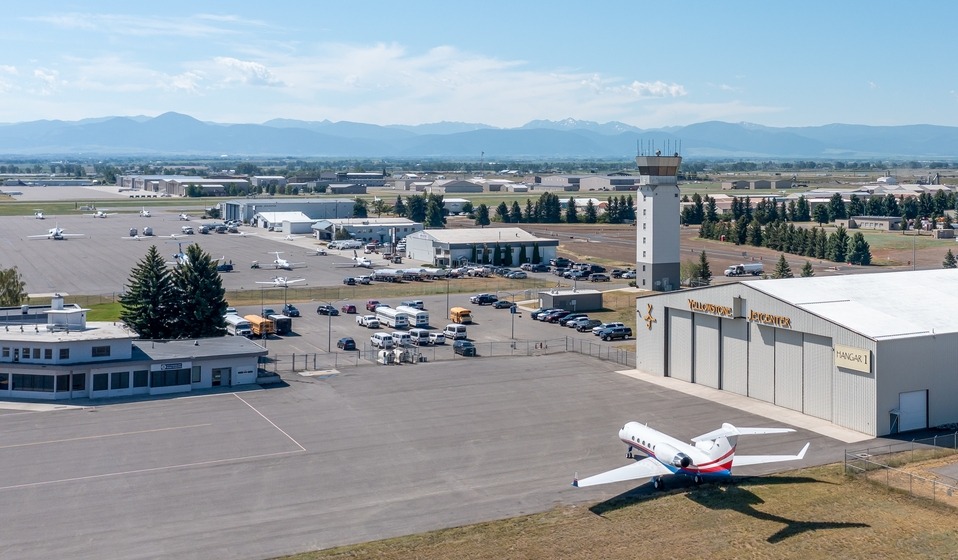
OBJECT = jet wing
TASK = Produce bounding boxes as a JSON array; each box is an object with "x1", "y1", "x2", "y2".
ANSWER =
[
  {"x1": 692, "y1": 423, "x2": 795, "y2": 442},
  {"x1": 573, "y1": 457, "x2": 672, "y2": 488},
  {"x1": 732, "y1": 442, "x2": 810, "y2": 467}
]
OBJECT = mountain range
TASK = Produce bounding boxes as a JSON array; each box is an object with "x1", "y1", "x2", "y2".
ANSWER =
[{"x1": 0, "y1": 112, "x2": 956, "y2": 159}]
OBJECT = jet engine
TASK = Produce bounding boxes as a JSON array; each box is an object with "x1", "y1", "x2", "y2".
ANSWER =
[{"x1": 655, "y1": 443, "x2": 692, "y2": 468}]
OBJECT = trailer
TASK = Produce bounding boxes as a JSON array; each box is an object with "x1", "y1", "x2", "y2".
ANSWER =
[{"x1": 724, "y1": 263, "x2": 764, "y2": 277}]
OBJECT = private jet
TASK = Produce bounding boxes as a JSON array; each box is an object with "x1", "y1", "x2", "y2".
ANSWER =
[
  {"x1": 280, "y1": 234, "x2": 305, "y2": 241},
  {"x1": 334, "y1": 250, "x2": 372, "y2": 268},
  {"x1": 573, "y1": 422, "x2": 809, "y2": 490},
  {"x1": 269, "y1": 252, "x2": 305, "y2": 270},
  {"x1": 139, "y1": 208, "x2": 152, "y2": 217},
  {"x1": 29, "y1": 225, "x2": 85, "y2": 240},
  {"x1": 34, "y1": 210, "x2": 45, "y2": 219},
  {"x1": 87, "y1": 210, "x2": 117, "y2": 218},
  {"x1": 255, "y1": 276, "x2": 306, "y2": 288},
  {"x1": 228, "y1": 230, "x2": 258, "y2": 237},
  {"x1": 179, "y1": 213, "x2": 190, "y2": 221}
]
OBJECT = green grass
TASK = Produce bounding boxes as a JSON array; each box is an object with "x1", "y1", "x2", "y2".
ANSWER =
[{"x1": 85, "y1": 302, "x2": 122, "y2": 321}]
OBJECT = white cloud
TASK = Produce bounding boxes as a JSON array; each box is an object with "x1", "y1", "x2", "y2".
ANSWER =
[
  {"x1": 26, "y1": 12, "x2": 270, "y2": 38},
  {"x1": 0, "y1": 65, "x2": 17, "y2": 75},
  {"x1": 32, "y1": 68, "x2": 60, "y2": 95},
  {"x1": 213, "y1": 57, "x2": 283, "y2": 86}
]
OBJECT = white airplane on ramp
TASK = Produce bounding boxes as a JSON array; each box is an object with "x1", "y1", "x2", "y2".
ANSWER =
[
  {"x1": 269, "y1": 252, "x2": 305, "y2": 270},
  {"x1": 29, "y1": 224, "x2": 85, "y2": 240},
  {"x1": 255, "y1": 276, "x2": 306, "y2": 288},
  {"x1": 573, "y1": 422, "x2": 808, "y2": 490},
  {"x1": 87, "y1": 210, "x2": 117, "y2": 218}
]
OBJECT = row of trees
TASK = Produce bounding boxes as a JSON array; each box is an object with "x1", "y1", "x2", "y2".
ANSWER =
[
  {"x1": 473, "y1": 193, "x2": 636, "y2": 227},
  {"x1": 684, "y1": 251, "x2": 815, "y2": 287},
  {"x1": 0, "y1": 266, "x2": 26, "y2": 305},
  {"x1": 700, "y1": 218, "x2": 872, "y2": 265},
  {"x1": 119, "y1": 245, "x2": 228, "y2": 339}
]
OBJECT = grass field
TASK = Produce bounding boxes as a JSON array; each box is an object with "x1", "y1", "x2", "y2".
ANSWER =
[{"x1": 279, "y1": 463, "x2": 958, "y2": 560}]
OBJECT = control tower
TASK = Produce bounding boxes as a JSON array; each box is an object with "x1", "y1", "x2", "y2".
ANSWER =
[{"x1": 635, "y1": 150, "x2": 682, "y2": 291}]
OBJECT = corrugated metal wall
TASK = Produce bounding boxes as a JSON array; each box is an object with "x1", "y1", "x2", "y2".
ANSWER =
[
  {"x1": 748, "y1": 323, "x2": 775, "y2": 402},
  {"x1": 693, "y1": 314, "x2": 721, "y2": 388},
  {"x1": 802, "y1": 334, "x2": 833, "y2": 421},
  {"x1": 774, "y1": 328, "x2": 804, "y2": 411},
  {"x1": 721, "y1": 319, "x2": 749, "y2": 395},
  {"x1": 668, "y1": 309, "x2": 693, "y2": 381}
]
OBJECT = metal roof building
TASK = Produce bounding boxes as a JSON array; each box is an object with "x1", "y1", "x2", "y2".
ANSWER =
[
  {"x1": 404, "y1": 227, "x2": 558, "y2": 267},
  {"x1": 634, "y1": 269, "x2": 958, "y2": 437}
]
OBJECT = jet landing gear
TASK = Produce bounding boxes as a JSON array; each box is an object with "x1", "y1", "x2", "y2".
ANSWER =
[{"x1": 626, "y1": 446, "x2": 633, "y2": 459}]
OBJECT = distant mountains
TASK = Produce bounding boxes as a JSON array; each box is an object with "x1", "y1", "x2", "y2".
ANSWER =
[{"x1": 0, "y1": 112, "x2": 956, "y2": 159}]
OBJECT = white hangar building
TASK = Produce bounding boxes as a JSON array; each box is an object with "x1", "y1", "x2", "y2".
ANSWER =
[{"x1": 635, "y1": 269, "x2": 958, "y2": 437}]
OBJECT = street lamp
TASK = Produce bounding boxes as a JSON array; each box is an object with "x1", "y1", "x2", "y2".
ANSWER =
[
  {"x1": 497, "y1": 290, "x2": 522, "y2": 340},
  {"x1": 317, "y1": 298, "x2": 344, "y2": 352}
]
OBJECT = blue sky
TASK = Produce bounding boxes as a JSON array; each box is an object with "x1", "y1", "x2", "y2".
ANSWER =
[{"x1": 2, "y1": 1, "x2": 956, "y2": 128}]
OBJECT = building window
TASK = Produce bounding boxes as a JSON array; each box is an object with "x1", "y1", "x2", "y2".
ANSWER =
[
  {"x1": 643, "y1": 223, "x2": 646, "y2": 229},
  {"x1": 643, "y1": 265, "x2": 646, "y2": 271},
  {"x1": 151, "y1": 369, "x2": 191, "y2": 388},
  {"x1": 643, "y1": 237, "x2": 646, "y2": 244},
  {"x1": 1, "y1": 348, "x2": 8, "y2": 358},
  {"x1": 32, "y1": 348, "x2": 40, "y2": 359},
  {"x1": 133, "y1": 370, "x2": 149, "y2": 388},
  {"x1": 44, "y1": 348, "x2": 53, "y2": 360},
  {"x1": 0, "y1": 373, "x2": 8, "y2": 391},
  {"x1": 642, "y1": 251, "x2": 646, "y2": 258},
  {"x1": 60, "y1": 348, "x2": 70, "y2": 360},
  {"x1": 191, "y1": 365, "x2": 201, "y2": 383},
  {"x1": 93, "y1": 373, "x2": 108, "y2": 391},
  {"x1": 643, "y1": 279, "x2": 646, "y2": 286},
  {"x1": 71, "y1": 374, "x2": 85, "y2": 391},
  {"x1": 22, "y1": 348, "x2": 29, "y2": 359},
  {"x1": 13, "y1": 374, "x2": 54, "y2": 392},
  {"x1": 92, "y1": 346, "x2": 111, "y2": 358},
  {"x1": 111, "y1": 371, "x2": 130, "y2": 390},
  {"x1": 56, "y1": 375, "x2": 70, "y2": 392},
  {"x1": 643, "y1": 209, "x2": 647, "y2": 215}
]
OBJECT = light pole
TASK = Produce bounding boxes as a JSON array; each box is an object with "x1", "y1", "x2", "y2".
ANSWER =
[
  {"x1": 317, "y1": 298, "x2": 344, "y2": 352},
  {"x1": 497, "y1": 290, "x2": 521, "y2": 340}
]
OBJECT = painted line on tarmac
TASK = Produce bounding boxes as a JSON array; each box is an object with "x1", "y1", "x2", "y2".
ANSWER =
[
  {"x1": 233, "y1": 393, "x2": 306, "y2": 452},
  {"x1": 0, "y1": 423, "x2": 213, "y2": 450}
]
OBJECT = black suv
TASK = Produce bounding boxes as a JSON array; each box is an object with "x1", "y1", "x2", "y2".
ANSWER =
[
  {"x1": 599, "y1": 326, "x2": 633, "y2": 341},
  {"x1": 470, "y1": 293, "x2": 498, "y2": 305},
  {"x1": 282, "y1": 303, "x2": 301, "y2": 317},
  {"x1": 453, "y1": 340, "x2": 477, "y2": 356}
]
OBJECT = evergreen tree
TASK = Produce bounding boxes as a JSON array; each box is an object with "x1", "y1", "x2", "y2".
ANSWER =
[
  {"x1": 606, "y1": 196, "x2": 619, "y2": 223},
  {"x1": 584, "y1": 200, "x2": 598, "y2": 223},
  {"x1": 172, "y1": 244, "x2": 227, "y2": 338},
  {"x1": 846, "y1": 232, "x2": 872, "y2": 265},
  {"x1": 624, "y1": 195, "x2": 636, "y2": 221},
  {"x1": 407, "y1": 195, "x2": 427, "y2": 222},
  {"x1": 509, "y1": 201, "x2": 523, "y2": 223},
  {"x1": 772, "y1": 254, "x2": 793, "y2": 279},
  {"x1": 884, "y1": 194, "x2": 900, "y2": 217},
  {"x1": 518, "y1": 244, "x2": 528, "y2": 264},
  {"x1": 746, "y1": 219, "x2": 763, "y2": 246},
  {"x1": 696, "y1": 250, "x2": 712, "y2": 286},
  {"x1": 495, "y1": 201, "x2": 510, "y2": 223},
  {"x1": 865, "y1": 196, "x2": 884, "y2": 216},
  {"x1": 786, "y1": 200, "x2": 797, "y2": 222},
  {"x1": 828, "y1": 192, "x2": 847, "y2": 220},
  {"x1": 502, "y1": 244, "x2": 513, "y2": 266},
  {"x1": 474, "y1": 204, "x2": 490, "y2": 227},
  {"x1": 795, "y1": 195, "x2": 811, "y2": 222},
  {"x1": 531, "y1": 243, "x2": 541, "y2": 264},
  {"x1": 470, "y1": 244, "x2": 477, "y2": 264},
  {"x1": 901, "y1": 196, "x2": 920, "y2": 221},
  {"x1": 734, "y1": 216, "x2": 749, "y2": 245},
  {"x1": 565, "y1": 196, "x2": 579, "y2": 223},
  {"x1": 813, "y1": 204, "x2": 830, "y2": 225},
  {"x1": 0, "y1": 265, "x2": 26, "y2": 306},
  {"x1": 800, "y1": 261, "x2": 815, "y2": 277},
  {"x1": 352, "y1": 197, "x2": 368, "y2": 218},
  {"x1": 705, "y1": 196, "x2": 719, "y2": 222},
  {"x1": 827, "y1": 226, "x2": 850, "y2": 262},
  {"x1": 492, "y1": 243, "x2": 502, "y2": 266},
  {"x1": 944, "y1": 249, "x2": 958, "y2": 269},
  {"x1": 394, "y1": 195, "x2": 407, "y2": 217},
  {"x1": 691, "y1": 193, "x2": 705, "y2": 224},
  {"x1": 523, "y1": 200, "x2": 535, "y2": 223},
  {"x1": 425, "y1": 194, "x2": 446, "y2": 227},
  {"x1": 119, "y1": 245, "x2": 177, "y2": 339},
  {"x1": 847, "y1": 194, "x2": 865, "y2": 217},
  {"x1": 461, "y1": 201, "x2": 474, "y2": 215}
]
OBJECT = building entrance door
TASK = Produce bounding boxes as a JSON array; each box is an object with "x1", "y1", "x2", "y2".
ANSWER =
[{"x1": 211, "y1": 368, "x2": 231, "y2": 387}]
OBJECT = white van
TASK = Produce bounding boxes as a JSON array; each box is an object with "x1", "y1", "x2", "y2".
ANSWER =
[
  {"x1": 408, "y1": 328, "x2": 431, "y2": 346},
  {"x1": 401, "y1": 300, "x2": 425, "y2": 310},
  {"x1": 370, "y1": 332, "x2": 395, "y2": 349},
  {"x1": 428, "y1": 332, "x2": 446, "y2": 345},
  {"x1": 390, "y1": 331, "x2": 412, "y2": 347},
  {"x1": 443, "y1": 324, "x2": 467, "y2": 340}
]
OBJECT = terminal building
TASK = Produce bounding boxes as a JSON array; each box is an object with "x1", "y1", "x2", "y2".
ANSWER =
[
  {"x1": 634, "y1": 269, "x2": 958, "y2": 437},
  {"x1": 0, "y1": 296, "x2": 267, "y2": 401}
]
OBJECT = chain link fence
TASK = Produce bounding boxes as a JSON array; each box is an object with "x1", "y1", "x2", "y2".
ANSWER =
[
  {"x1": 262, "y1": 335, "x2": 636, "y2": 374},
  {"x1": 844, "y1": 432, "x2": 958, "y2": 507}
]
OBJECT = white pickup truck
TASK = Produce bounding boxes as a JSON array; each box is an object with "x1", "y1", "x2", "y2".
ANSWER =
[{"x1": 356, "y1": 314, "x2": 380, "y2": 328}]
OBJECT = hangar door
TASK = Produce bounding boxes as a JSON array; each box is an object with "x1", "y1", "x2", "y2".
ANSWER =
[
  {"x1": 898, "y1": 390, "x2": 928, "y2": 432},
  {"x1": 693, "y1": 314, "x2": 720, "y2": 388},
  {"x1": 747, "y1": 323, "x2": 775, "y2": 403},
  {"x1": 774, "y1": 329, "x2": 804, "y2": 412},
  {"x1": 668, "y1": 309, "x2": 693, "y2": 382},
  {"x1": 802, "y1": 334, "x2": 832, "y2": 421},
  {"x1": 720, "y1": 318, "x2": 748, "y2": 396}
]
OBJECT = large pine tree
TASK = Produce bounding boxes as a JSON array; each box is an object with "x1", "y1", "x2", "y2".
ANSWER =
[
  {"x1": 172, "y1": 244, "x2": 227, "y2": 338},
  {"x1": 120, "y1": 245, "x2": 177, "y2": 339},
  {"x1": 696, "y1": 251, "x2": 712, "y2": 286},
  {"x1": 584, "y1": 200, "x2": 598, "y2": 223},
  {"x1": 846, "y1": 232, "x2": 872, "y2": 265},
  {"x1": 773, "y1": 254, "x2": 794, "y2": 279},
  {"x1": 944, "y1": 249, "x2": 958, "y2": 269}
]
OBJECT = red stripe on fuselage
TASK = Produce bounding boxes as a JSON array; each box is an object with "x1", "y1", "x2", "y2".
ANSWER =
[{"x1": 620, "y1": 438, "x2": 736, "y2": 474}]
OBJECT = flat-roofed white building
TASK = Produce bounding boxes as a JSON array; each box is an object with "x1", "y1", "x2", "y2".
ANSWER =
[
  {"x1": 635, "y1": 269, "x2": 958, "y2": 437},
  {"x1": 404, "y1": 227, "x2": 558, "y2": 267},
  {"x1": 311, "y1": 217, "x2": 423, "y2": 244}
]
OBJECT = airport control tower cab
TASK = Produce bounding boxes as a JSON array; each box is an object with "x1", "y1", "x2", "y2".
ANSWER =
[{"x1": 635, "y1": 147, "x2": 682, "y2": 291}]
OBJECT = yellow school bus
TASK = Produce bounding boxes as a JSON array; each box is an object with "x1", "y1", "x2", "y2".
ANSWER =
[{"x1": 244, "y1": 314, "x2": 276, "y2": 336}]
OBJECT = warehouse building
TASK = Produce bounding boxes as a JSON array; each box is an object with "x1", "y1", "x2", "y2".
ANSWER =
[
  {"x1": 220, "y1": 197, "x2": 355, "y2": 224},
  {"x1": 404, "y1": 227, "x2": 558, "y2": 267},
  {"x1": 634, "y1": 269, "x2": 958, "y2": 437}
]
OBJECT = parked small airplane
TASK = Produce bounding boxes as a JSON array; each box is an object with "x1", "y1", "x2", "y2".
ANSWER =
[
  {"x1": 29, "y1": 224, "x2": 85, "y2": 240},
  {"x1": 255, "y1": 276, "x2": 306, "y2": 288},
  {"x1": 139, "y1": 208, "x2": 152, "y2": 217},
  {"x1": 573, "y1": 422, "x2": 809, "y2": 490},
  {"x1": 34, "y1": 210, "x2": 45, "y2": 219},
  {"x1": 179, "y1": 213, "x2": 190, "y2": 221},
  {"x1": 228, "y1": 230, "x2": 258, "y2": 237},
  {"x1": 87, "y1": 210, "x2": 117, "y2": 218},
  {"x1": 269, "y1": 251, "x2": 305, "y2": 270},
  {"x1": 280, "y1": 234, "x2": 304, "y2": 241},
  {"x1": 351, "y1": 250, "x2": 373, "y2": 268}
]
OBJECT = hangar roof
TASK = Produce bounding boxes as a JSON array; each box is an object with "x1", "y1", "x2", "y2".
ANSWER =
[
  {"x1": 744, "y1": 269, "x2": 958, "y2": 339},
  {"x1": 409, "y1": 227, "x2": 557, "y2": 245},
  {"x1": 254, "y1": 211, "x2": 312, "y2": 223}
]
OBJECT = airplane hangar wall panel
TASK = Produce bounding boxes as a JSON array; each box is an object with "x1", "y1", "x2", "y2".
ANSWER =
[
  {"x1": 668, "y1": 309, "x2": 693, "y2": 381},
  {"x1": 720, "y1": 318, "x2": 748, "y2": 395},
  {"x1": 693, "y1": 314, "x2": 720, "y2": 388},
  {"x1": 802, "y1": 334, "x2": 833, "y2": 421},
  {"x1": 747, "y1": 323, "x2": 775, "y2": 403},
  {"x1": 773, "y1": 328, "x2": 804, "y2": 412}
]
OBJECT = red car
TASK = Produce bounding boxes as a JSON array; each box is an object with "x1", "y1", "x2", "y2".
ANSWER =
[
  {"x1": 366, "y1": 299, "x2": 380, "y2": 312},
  {"x1": 341, "y1": 304, "x2": 357, "y2": 314}
]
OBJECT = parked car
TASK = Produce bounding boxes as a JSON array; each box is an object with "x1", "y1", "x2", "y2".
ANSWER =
[
  {"x1": 340, "y1": 304, "x2": 357, "y2": 314},
  {"x1": 599, "y1": 326, "x2": 633, "y2": 341},
  {"x1": 225, "y1": 306, "x2": 237, "y2": 315},
  {"x1": 531, "y1": 308, "x2": 559, "y2": 320},
  {"x1": 565, "y1": 270, "x2": 588, "y2": 280},
  {"x1": 282, "y1": 303, "x2": 300, "y2": 317},
  {"x1": 262, "y1": 308, "x2": 276, "y2": 319},
  {"x1": 316, "y1": 304, "x2": 339, "y2": 316},
  {"x1": 552, "y1": 267, "x2": 569, "y2": 277},
  {"x1": 357, "y1": 315, "x2": 380, "y2": 328},
  {"x1": 470, "y1": 293, "x2": 498, "y2": 305},
  {"x1": 343, "y1": 277, "x2": 356, "y2": 285},
  {"x1": 593, "y1": 322, "x2": 625, "y2": 335},
  {"x1": 453, "y1": 340, "x2": 477, "y2": 356},
  {"x1": 622, "y1": 270, "x2": 637, "y2": 279},
  {"x1": 544, "y1": 310, "x2": 572, "y2": 323},
  {"x1": 337, "y1": 337, "x2": 357, "y2": 351},
  {"x1": 576, "y1": 319, "x2": 604, "y2": 332},
  {"x1": 365, "y1": 299, "x2": 381, "y2": 312},
  {"x1": 216, "y1": 262, "x2": 234, "y2": 272},
  {"x1": 356, "y1": 276, "x2": 372, "y2": 285},
  {"x1": 428, "y1": 332, "x2": 446, "y2": 345},
  {"x1": 550, "y1": 257, "x2": 571, "y2": 268},
  {"x1": 529, "y1": 263, "x2": 549, "y2": 273},
  {"x1": 506, "y1": 271, "x2": 527, "y2": 279},
  {"x1": 370, "y1": 332, "x2": 395, "y2": 349},
  {"x1": 493, "y1": 300, "x2": 514, "y2": 309},
  {"x1": 610, "y1": 269, "x2": 625, "y2": 278},
  {"x1": 560, "y1": 313, "x2": 589, "y2": 327},
  {"x1": 590, "y1": 273, "x2": 611, "y2": 282}
]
